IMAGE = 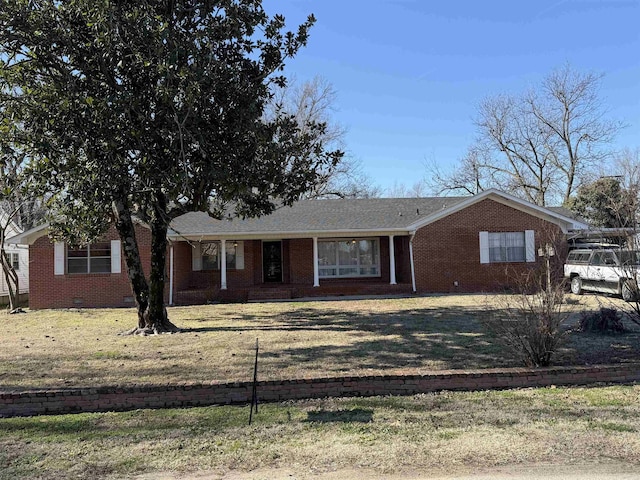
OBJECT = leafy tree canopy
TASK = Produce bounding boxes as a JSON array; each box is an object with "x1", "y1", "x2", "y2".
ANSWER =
[
  {"x1": 0, "y1": 0, "x2": 342, "y2": 332},
  {"x1": 567, "y1": 177, "x2": 637, "y2": 228}
]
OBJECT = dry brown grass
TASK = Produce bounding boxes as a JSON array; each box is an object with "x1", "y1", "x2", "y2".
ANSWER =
[
  {"x1": 1, "y1": 293, "x2": 638, "y2": 390},
  {"x1": 1, "y1": 385, "x2": 640, "y2": 479}
]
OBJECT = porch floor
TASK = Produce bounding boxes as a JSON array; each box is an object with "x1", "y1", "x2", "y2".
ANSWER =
[{"x1": 173, "y1": 282, "x2": 413, "y2": 305}]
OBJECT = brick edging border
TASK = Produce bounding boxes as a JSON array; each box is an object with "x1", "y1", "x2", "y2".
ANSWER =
[{"x1": 2, "y1": 363, "x2": 639, "y2": 418}]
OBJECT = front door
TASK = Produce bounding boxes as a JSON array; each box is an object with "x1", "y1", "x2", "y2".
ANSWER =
[{"x1": 262, "y1": 241, "x2": 283, "y2": 283}]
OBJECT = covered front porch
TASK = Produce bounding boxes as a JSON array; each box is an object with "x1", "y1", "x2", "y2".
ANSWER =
[
  {"x1": 173, "y1": 281, "x2": 414, "y2": 304},
  {"x1": 167, "y1": 233, "x2": 416, "y2": 304}
]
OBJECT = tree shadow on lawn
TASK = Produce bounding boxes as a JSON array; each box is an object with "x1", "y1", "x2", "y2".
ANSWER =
[
  {"x1": 557, "y1": 313, "x2": 640, "y2": 366},
  {"x1": 7, "y1": 300, "x2": 639, "y2": 391},
  {"x1": 305, "y1": 408, "x2": 374, "y2": 423},
  {"x1": 186, "y1": 304, "x2": 516, "y2": 372},
  {"x1": 186, "y1": 302, "x2": 640, "y2": 373}
]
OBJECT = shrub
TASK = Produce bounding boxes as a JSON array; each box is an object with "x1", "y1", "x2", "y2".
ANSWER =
[
  {"x1": 579, "y1": 308, "x2": 626, "y2": 333},
  {"x1": 483, "y1": 285, "x2": 567, "y2": 367}
]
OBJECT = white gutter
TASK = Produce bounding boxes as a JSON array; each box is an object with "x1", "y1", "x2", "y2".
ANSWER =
[{"x1": 409, "y1": 232, "x2": 417, "y2": 293}]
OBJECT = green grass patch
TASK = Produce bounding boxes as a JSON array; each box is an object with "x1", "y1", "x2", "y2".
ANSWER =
[{"x1": 589, "y1": 421, "x2": 636, "y2": 433}]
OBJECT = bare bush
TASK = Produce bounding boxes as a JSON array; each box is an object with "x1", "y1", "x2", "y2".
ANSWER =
[{"x1": 482, "y1": 243, "x2": 569, "y2": 367}]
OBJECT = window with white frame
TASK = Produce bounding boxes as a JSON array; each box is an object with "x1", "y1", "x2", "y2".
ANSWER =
[
  {"x1": 201, "y1": 241, "x2": 239, "y2": 270},
  {"x1": 4, "y1": 252, "x2": 19, "y2": 271},
  {"x1": 318, "y1": 238, "x2": 380, "y2": 278},
  {"x1": 479, "y1": 230, "x2": 535, "y2": 264},
  {"x1": 489, "y1": 232, "x2": 526, "y2": 262},
  {"x1": 67, "y1": 243, "x2": 112, "y2": 274}
]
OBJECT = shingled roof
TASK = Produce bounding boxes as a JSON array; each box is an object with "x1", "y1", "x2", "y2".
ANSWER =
[
  {"x1": 169, "y1": 196, "x2": 469, "y2": 237},
  {"x1": 6, "y1": 189, "x2": 589, "y2": 245}
]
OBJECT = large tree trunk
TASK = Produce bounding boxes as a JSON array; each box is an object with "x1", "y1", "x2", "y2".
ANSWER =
[
  {"x1": 142, "y1": 192, "x2": 179, "y2": 333},
  {"x1": 112, "y1": 198, "x2": 149, "y2": 328},
  {"x1": 113, "y1": 193, "x2": 179, "y2": 335}
]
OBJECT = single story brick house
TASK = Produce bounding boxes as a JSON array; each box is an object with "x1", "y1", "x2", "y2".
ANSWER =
[{"x1": 9, "y1": 189, "x2": 588, "y2": 308}]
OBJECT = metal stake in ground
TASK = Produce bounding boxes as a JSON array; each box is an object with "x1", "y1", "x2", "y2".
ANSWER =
[{"x1": 249, "y1": 337, "x2": 259, "y2": 425}]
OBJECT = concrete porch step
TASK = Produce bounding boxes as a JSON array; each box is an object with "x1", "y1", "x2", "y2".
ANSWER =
[
  {"x1": 247, "y1": 288, "x2": 293, "y2": 302},
  {"x1": 173, "y1": 288, "x2": 213, "y2": 305}
]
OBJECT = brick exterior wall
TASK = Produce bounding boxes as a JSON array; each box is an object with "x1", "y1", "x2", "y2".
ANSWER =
[
  {"x1": 394, "y1": 236, "x2": 411, "y2": 284},
  {"x1": 2, "y1": 363, "x2": 638, "y2": 418},
  {"x1": 28, "y1": 198, "x2": 569, "y2": 308},
  {"x1": 171, "y1": 241, "x2": 194, "y2": 292},
  {"x1": 412, "y1": 198, "x2": 564, "y2": 293},
  {"x1": 289, "y1": 238, "x2": 314, "y2": 284},
  {"x1": 29, "y1": 225, "x2": 151, "y2": 309}
]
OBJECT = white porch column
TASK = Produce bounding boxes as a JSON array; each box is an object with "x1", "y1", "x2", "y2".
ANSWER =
[
  {"x1": 220, "y1": 239, "x2": 227, "y2": 290},
  {"x1": 409, "y1": 234, "x2": 417, "y2": 293},
  {"x1": 312, "y1": 236, "x2": 320, "y2": 287},
  {"x1": 389, "y1": 235, "x2": 397, "y2": 285}
]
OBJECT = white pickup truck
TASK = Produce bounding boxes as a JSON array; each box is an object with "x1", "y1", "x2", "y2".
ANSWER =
[{"x1": 564, "y1": 248, "x2": 640, "y2": 301}]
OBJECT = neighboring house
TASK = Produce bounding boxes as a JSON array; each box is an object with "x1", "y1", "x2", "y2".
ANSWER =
[
  {"x1": 8, "y1": 189, "x2": 589, "y2": 309},
  {"x1": 0, "y1": 213, "x2": 29, "y2": 303}
]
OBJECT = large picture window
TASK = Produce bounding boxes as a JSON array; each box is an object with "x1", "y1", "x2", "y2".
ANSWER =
[
  {"x1": 67, "y1": 243, "x2": 111, "y2": 274},
  {"x1": 318, "y1": 239, "x2": 380, "y2": 278},
  {"x1": 201, "y1": 241, "x2": 238, "y2": 270},
  {"x1": 488, "y1": 232, "x2": 526, "y2": 263}
]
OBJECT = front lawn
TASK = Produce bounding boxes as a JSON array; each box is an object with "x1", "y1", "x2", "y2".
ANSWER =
[
  {"x1": 1, "y1": 386, "x2": 640, "y2": 479},
  {"x1": 1, "y1": 294, "x2": 638, "y2": 390}
]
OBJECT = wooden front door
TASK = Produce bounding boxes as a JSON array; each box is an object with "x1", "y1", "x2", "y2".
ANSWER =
[{"x1": 262, "y1": 241, "x2": 283, "y2": 283}]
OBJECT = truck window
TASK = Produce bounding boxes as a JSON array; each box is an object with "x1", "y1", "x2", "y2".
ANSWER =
[
  {"x1": 591, "y1": 252, "x2": 616, "y2": 266},
  {"x1": 568, "y1": 251, "x2": 591, "y2": 264}
]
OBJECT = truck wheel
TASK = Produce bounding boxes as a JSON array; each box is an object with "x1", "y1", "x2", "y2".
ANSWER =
[
  {"x1": 622, "y1": 281, "x2": 638, "y2": 302},
  {"x1": 570, "y1": 276, "x2": 583, "y2": 295}
]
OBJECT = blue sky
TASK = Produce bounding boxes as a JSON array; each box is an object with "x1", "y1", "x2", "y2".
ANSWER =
[{"x1": 264, "y1": 0, "x2": 640, "y2": 193}]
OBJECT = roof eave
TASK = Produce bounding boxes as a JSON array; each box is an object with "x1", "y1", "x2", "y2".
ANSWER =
[
  {"x1": 406, "y1": 189, "x2": 589, "y2": 233},
  {"x1": 6, "y1": 223, "x2": 49, "y2": 245},
  {"x1": 167, "y1": 227, "x2": 411, "y2": 241}
]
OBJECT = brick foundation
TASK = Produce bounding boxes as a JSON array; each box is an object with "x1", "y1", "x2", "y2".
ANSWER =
[{"x1": 2, "y1": 364, "x2": 639, "y2": 418}]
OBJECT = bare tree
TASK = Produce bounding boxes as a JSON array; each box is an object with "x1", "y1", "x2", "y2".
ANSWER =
[
  {"x1": 0, "y1": 210, "x2": 21, "y2": 313},
  {"x1": 386, "y1": 179, "x2": 428, "y2": 198},
  {"x1": 269, "y1": 76, "x2": 381, "y2": 199},
  {"x1": 321, "y1": 156, "x2": 383, "y2": 198},
  {"x1": 0, "y1": 149, "x2": 43, "y2": 313},
  {"x1": 475, "y1": 93, "x2": 560, "y2": 205},
  {"x1": 611, "y1": 147, "x2": 640, "y2": 200},
  {"x1": 427, "y1": 148, "x2": 488, "y2": 196},
  {"x1": 531, "y1": 65, "x2": 623, "y2": 204},
  {"x1": 429, "y1": 65, "x2": 623, "y2": 205}
]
